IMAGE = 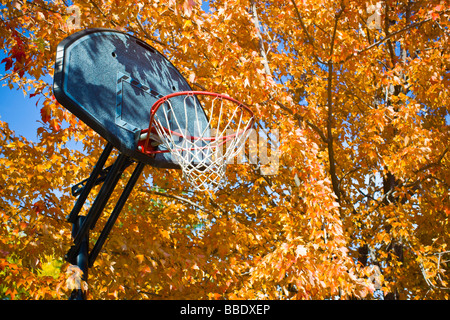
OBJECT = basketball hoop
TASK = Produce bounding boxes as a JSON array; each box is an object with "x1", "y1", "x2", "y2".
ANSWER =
[
  {"x1": 54, "y1": 29, "x2": 256, "y2": 300},
  {"x1": 138, "y1": 91, "x2": 255, "y2": 192}
]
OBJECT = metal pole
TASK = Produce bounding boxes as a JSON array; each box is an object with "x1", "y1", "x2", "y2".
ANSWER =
[
  {"x1": 64, "y1": 145, "x2": 147, "y2": 300},
  {"x1": 88, "y1": 162, "x2": 146, "y2": 267},
  {"x1": 67, "y1": 143, "x2": 113, "y2": 223},
  {"x1": 69, "y1": 215, "x2": 89, "y2": 300},
  {"x1": 66, "y1": 153, "x2": 129, "y2": 264}
]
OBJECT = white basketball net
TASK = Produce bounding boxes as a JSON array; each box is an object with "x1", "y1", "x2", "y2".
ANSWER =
[{"x1": 149, "y1": 93, "x2": 253, "y2": 192}]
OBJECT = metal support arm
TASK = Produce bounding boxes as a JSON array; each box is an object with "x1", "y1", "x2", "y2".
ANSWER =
[{"x1": 65, "y1": 143, "x2": 146, "y2": 299}]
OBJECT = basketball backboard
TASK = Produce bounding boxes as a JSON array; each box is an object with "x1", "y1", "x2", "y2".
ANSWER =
[{"x1": 53, "y1": 28, "x2": 209, "y2": 168}]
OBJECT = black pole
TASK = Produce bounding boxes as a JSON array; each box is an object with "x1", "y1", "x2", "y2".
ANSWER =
[
  {"x1": 69, "y1": 215, "x2": 89, "y2": 300},
  {"x1": 67, "y1": 143, "x2": 113, "y2": 223},
  {"x1": 64, "y1": 145, "x2": 147, "y2": 300},
  {"x1": 88, "y1": 162, "x2": 146, "y2": 267},
  {"x1": 66, "y1": 153, "x2": 129, "y2": 264}
]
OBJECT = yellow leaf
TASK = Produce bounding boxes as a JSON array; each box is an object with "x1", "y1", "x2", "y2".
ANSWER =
[
  {"x1": 183, "y1": 20, "x2": 193, "y2": 29},
  {"x1": 136, "y1": 254, "x2": 145, "y2": 264}
]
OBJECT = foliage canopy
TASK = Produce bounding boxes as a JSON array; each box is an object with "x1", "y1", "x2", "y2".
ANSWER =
[{"x1": 0, "y1": 0, "x2": 449, "y2": 299}]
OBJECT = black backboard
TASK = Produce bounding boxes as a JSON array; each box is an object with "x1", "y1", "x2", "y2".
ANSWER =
[{"x1": 53, "y1": 28, "x2": 209, "y2": 168}]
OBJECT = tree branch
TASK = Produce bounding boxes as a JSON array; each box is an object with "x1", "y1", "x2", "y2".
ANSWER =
[
  {"x1": 341, "y1": 11, "x2": 450, "y2": 64},
  {"x1": 384, "y1": 2, "x2": 397, "y2": 68},
  {"x1": 326, "y1": 61, "x2": 340, "y2": 202},
  {"x1": 89, "y1": 0, "x2": 118, "y2": 27},
  {"x1": 413, "y1": 147, "x2": 448, "y2": 174},
  {"x1": 133, "y1": 9, "x2": 175, "y2": 49},
  {"x1": 143, "y1": 188, "x2": 227, "y2": 219},
  {"x1": 274, "y1": 100, "x2": 328, "y2": 143},
  {"x1": 250, "y1": 1, "x2": 271, "y2": 75},
  {"x1": 326, "y1": 10, "x2": 343, "y2": 202},
  {"x1": 250, "y1": 2, "x2": 328, "y2": 146},
  {"x1": 328, "y1": 10, "x2": 342, "y2": 58},
  {"x1": 144, "y1": 189, "x2": 208, "y2": 212},
  {"x1": 290, "y1": 0, "x2": 319, "y2": 58}
]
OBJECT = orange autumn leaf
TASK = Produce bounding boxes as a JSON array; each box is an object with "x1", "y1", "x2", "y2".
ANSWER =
[{"x1": 0, "y1": 0, "x2": 448, "y2": 301}]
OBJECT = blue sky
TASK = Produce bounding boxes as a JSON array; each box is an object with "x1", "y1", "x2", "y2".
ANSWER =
[{"x1": 0, "y1": 51, "x2": 42, "y2": 142}]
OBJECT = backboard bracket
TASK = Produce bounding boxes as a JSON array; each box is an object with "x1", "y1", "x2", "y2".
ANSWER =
[{"x1": 115, "y1": 72, "x2": 163, "y2": 133}]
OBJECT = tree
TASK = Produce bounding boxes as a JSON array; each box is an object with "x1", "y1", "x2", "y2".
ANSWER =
[{"x1": 0, "y1": 0, "x2": 448, "y2": 299}]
